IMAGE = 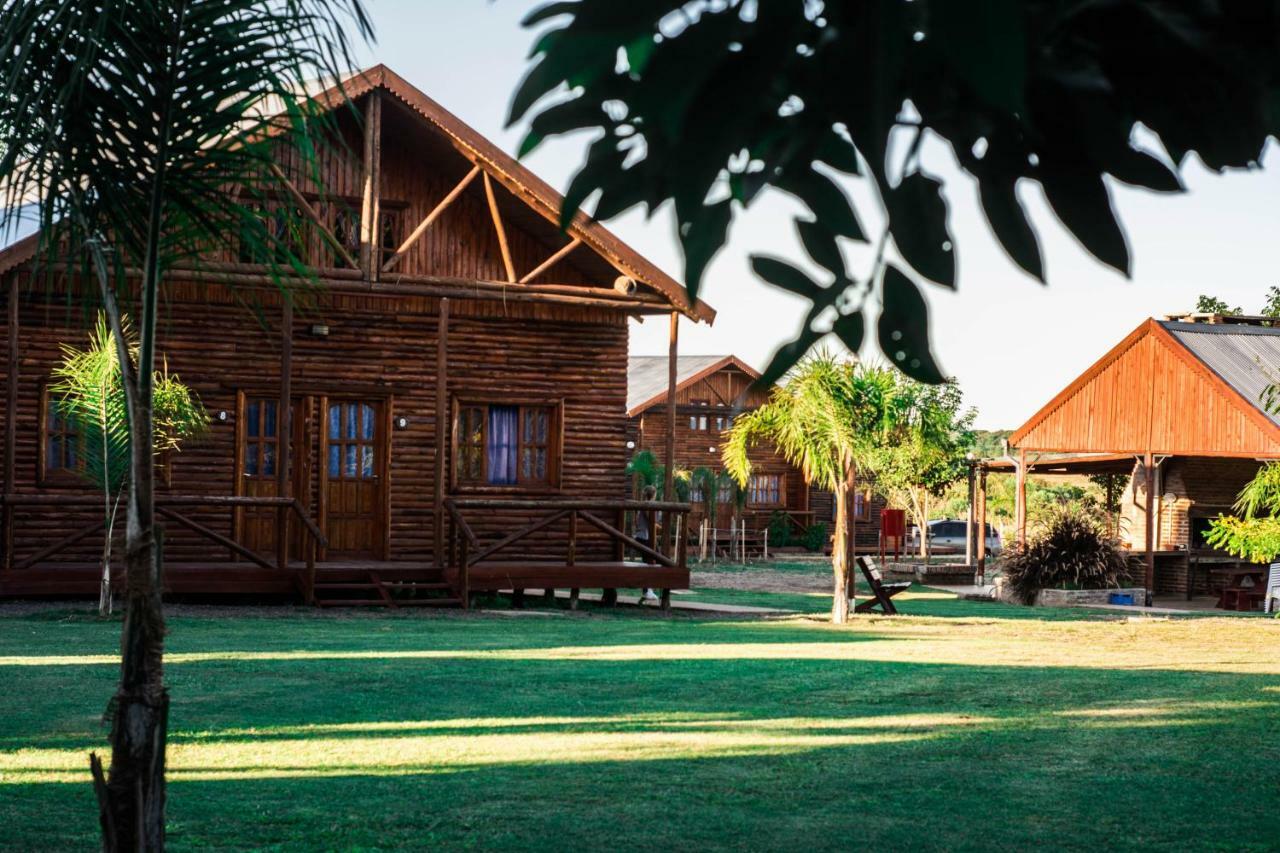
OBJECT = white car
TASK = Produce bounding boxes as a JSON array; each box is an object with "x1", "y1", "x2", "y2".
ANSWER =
[{"x1": 910, "y1": 519, "x2": 1001, "y2": 556}]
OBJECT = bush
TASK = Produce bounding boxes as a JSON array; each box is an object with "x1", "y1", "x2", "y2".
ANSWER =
[
  {"x1": 1001, "y1": 510, "x2": 1130, "y2": 605},
  {"x1": 801, "y1": 522, "x2": 827, "y2": 553},
  {"x1": 767, "y1": 511, "x2": 792, "y2": 548}
]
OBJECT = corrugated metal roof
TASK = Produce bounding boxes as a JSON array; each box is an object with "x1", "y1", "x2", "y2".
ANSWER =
[
  {"x1": 1161, "y1": 321, "x2": 1280, "y2": 425},
  {"x1": 627, "y1": 355, "x2": 734, "y2": 414}
]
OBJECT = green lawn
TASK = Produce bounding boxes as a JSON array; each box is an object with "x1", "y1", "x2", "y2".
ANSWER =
[{"x1": 2, "y1": 594, "x2": 1278, "y2": 851}]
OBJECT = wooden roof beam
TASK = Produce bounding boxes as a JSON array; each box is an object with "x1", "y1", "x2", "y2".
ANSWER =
[
  {"x1": 267, "y1": 163, "x2": 359, "y2": 271},
  {"x1": 381, "y1": 165, "x2": 479, "y2": 274},
  {"x1": 520, "y1": 236, "x2": 581, "y2": 285},
  {"x1": 483, "y1": 172, "x2": 517, "y2": 284}
]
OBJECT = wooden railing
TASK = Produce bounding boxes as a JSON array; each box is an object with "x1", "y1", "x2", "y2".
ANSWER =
[
  {"x1": 0, "y1": 493, "x2": 327, "y2": 599},
  {"x1": 443, "y1": 497, "x2": 691, "y2": 606}
]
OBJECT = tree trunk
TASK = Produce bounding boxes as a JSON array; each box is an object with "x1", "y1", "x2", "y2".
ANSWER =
[
  {"x1": 831, "y1": 478, "x2": 850, "y2": 624},
  {"x1": 86, "y1": 223, "x2": 168, "y2": 851}
]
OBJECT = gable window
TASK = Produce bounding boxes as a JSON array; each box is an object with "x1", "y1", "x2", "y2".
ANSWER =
[
  {"x1": 748, "y1": 474, "x2": 782, "y2": 506},
  {"x1": 331, "y1": 207, "x2": 361, "y2": 269},
  {"x1": 378, "y1": 209, "x2": 401, "y2": 269},
  {"x1": 239, "y1": 202, "x2": 306, "y2": 265},
  {"x1": 455, "y1": 401, "x2": 561, "y2": 489},
  {"x1": 688, "y1": 400, "x2": 711, "y2": 431},
  {"x1": 41, "y1": 388, "x2": 82, "y2": 479}
]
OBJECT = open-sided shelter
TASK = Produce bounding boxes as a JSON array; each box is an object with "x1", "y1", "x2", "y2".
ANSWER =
[{"x1": 991, "y1": 315, "x2": 1280, "y2": 601}]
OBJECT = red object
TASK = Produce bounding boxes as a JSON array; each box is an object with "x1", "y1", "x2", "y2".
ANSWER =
[{"x1": 880, "y1": 509, "x2": 906, "y2": 562}]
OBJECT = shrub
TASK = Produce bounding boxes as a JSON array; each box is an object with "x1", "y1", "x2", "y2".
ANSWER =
[
  {"x1": 801, "y1": 522, "x2": 828, "y2": 553},
  {"x1": 1001, "y1": 510, "x2": 1130, "y2": 605},
  {"x1": 767, "y1": 511, "x2": 792, "y2": 548}
]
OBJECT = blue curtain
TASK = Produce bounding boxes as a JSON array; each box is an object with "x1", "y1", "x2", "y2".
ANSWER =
[{"x1": 487, "y1": 405, "x2": 518, "y2": 484}]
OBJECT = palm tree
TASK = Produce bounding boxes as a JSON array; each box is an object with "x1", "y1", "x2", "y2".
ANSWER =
[
  {"x1": 0, "y1": 2, "x2": 370, "y2": 847},
  {"x1": 724, "y1": 354, "x2": 898, "y2": 623},
  {"x1": 51, "y1": 314, "x2": 209, "y2": 616}
]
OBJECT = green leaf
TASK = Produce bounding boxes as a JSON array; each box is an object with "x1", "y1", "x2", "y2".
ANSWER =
[
  {"x1": 678, "y1": 198, "x2": 733, "y2": 301},
  {"x1": 795, "y1": 218, "x2": 846, "y2": 278},
  {"x1": 1039, "y1": 163, "x2": 1131, "y2": 277},
  {"x1": 1105, "y1": 147, "x2": 1184, "y2": 193},
  {"x1": 886, "y1": 171, "x2": 955, "y2": 288},
  {"x1": 777, "y1": 167, "x2": 866, "y2": 241},
  {"x1": 522, "y1": 2, "x2": 581, "y2": 28},
  {"x1": 928, "y1": 0, "x2": 1027, "y2": 115},
  {"x1": 978, "y1": 179, "x2": 1044, "y2": 283},
  {"x1": 815, "y1": 129, "x2": 862, "y2": 175},
  {"x1": 878, "y1": 264, "x2": 945, "y2": 384},
  {"x1": 758, "y1": 322, "x2": 825, "y2": 389},
  {"x1": 559, "y1": 135, "x2": 625, "y2": 228},
  {"x1": 831, "y1": 309, "x2": 864, "y2": 353},
  {"x1": 751, "y1": 255, "x2": 824, "y2": 301}
]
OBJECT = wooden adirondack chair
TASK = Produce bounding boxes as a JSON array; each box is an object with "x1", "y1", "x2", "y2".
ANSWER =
[{"x1": 851, "y1": 555, "x2": 911, "y2": 615}]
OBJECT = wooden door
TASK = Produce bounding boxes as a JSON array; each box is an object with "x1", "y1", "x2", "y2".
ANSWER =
[
  {"x1": 238, "y1": 395, "x2": 307, "y2": 555},
  {"x1": 320, "y1": 399, "x2": 386, "y2": 558}
]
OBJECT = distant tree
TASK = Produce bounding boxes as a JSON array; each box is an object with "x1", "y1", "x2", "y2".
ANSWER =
[
  {"x1": 1196, "y1": 295, "x2": 1242, "y2": 315},
  {"x1": 875, "y1": 380, "x2": 976, "y2": 558},
  {"x1": 1262, "y1": 285, "x2": 1280, "y2": 319},
  {"x1": 511, "y1": 2, "x2": 1280, "y2": 384},
  {"x1": 51, "y1": 315, "x2": 209, "y2": 616},
  {"x1": 971, "y1": 430, "x2": 1013, "y2": 460},
  {"x1": 723, "y1": 354, "x2": 897, "y2": 623}
]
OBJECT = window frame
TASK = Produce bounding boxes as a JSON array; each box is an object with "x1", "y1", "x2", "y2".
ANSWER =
[
  {"x1": 747, "y1": 473, "x2": 784, "y2": 507},
  {"x1": 451, "y1": 397, "x2": 564, "y2": 493},
  {"x1": 37, "y1": 384, "x2": 86, "y2": 487}
]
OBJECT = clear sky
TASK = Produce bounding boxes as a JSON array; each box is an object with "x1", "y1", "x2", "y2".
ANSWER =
[{"x1": 357, "y1": 1, "x2": 1280, "y2": 429}]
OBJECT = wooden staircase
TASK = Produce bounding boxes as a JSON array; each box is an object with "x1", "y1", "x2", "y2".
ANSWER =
[{"x1": 310, "y1": 564, "x2": 462, "y2": 608}]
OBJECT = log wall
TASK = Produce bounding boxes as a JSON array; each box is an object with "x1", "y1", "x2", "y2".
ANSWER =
[{"x1": 0, "y1": 274, "x2": 629, "y2": 567}]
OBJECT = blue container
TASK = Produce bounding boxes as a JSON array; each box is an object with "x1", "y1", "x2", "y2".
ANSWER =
[{"x1": 1108, "y1": 592, "x2": 1135, "y2": 606}]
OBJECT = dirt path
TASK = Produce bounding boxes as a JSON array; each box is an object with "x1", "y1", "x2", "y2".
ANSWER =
[{"x1": 690, "y1": 568, "x2": 831, "y2": 594}]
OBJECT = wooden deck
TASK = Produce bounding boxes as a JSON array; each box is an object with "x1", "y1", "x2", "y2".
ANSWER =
[
  {"x1": 0, "y1": 496, "x2": 693, "y2": 607},
  {"x1": 0, "y1": 558, "x2": 688, "y2": 602}
]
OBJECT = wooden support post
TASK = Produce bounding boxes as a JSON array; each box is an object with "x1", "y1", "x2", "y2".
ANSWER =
[
  {"x1": 433, "y1": 298, "x2": 450, "y2": 570},
  {"x1": 383, "y1": 166, "x2": 480, "y2": 274},
  {"x1": 965, "y1": 461, "x2": 976, "y2": 569},
  {"x1": 660, "y1": 588, "x2": 671, "y2": 612},
  {"x1": 512, "y1": 588, "x2": 525, "y2": 609},
  {"x1": 663, "y1": 312, "x2": 678, "y2": 551},
  {"x1": 483, "y1": 173, "x2": 517, "y2": 283},
  {"x1": 569, "y1": 587, "x2": 580, "y2": 610},
  {"x1": 567, "y1": 510, "x2": 577, "y2": 567},
  {"x1": 613, "y1": 507, "x2": 626, "y2": 562},
  {"x1": 276, "y1": 294, "x2": 293, "y2": 573},
  {"x1": 1144, "y1": 451, "x2": 1156, "y2": 607},
  {"x1": 359, "y1": 90, "x2": 383, "y2": 282},
  {"x1": 846, "y1": 468, "x2": 857, "y2": 568},
  {"x1": 1015, "y1": 448, "x2": 1028, "y2": 547},
  {"x1": 976, "y1": 465, "x2": 988, "y2": 584},
  {"x1": 3, "y1": 273, "x2": 17, "y2": 572}
]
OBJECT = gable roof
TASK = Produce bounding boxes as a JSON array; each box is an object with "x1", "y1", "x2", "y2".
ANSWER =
[
  {"x1": 1162, "y1": 321, "x2": 1280, "y2": 426},
  {"x1": 627, "y1": 354, "x2": 760, "y2": 416},
  {"x1": 312, "y1": 66, "x2": 714, "y2": 322},
  {"x1": 0, "y1": 64, "x2": 715, "y2": 323},
  {"x1": 1009, "y1": 318, "x2": 1280, "y2": 457}
]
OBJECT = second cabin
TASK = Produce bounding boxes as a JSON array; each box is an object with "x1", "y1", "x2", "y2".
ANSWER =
[{"x1": 625, "y1": 355, "x2": 885, "y2": 551}]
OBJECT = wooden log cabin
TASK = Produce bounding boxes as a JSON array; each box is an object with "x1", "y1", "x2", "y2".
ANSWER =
[
  {"x1": 0, "y1": 65, "x2": 715, "y2": 607},
  {"x1": 984, "y1": 314, "x2": 1280, "y2": 605},
  {"x1": 626, "y1": 355, "x2": 883, "y2": 550}
]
